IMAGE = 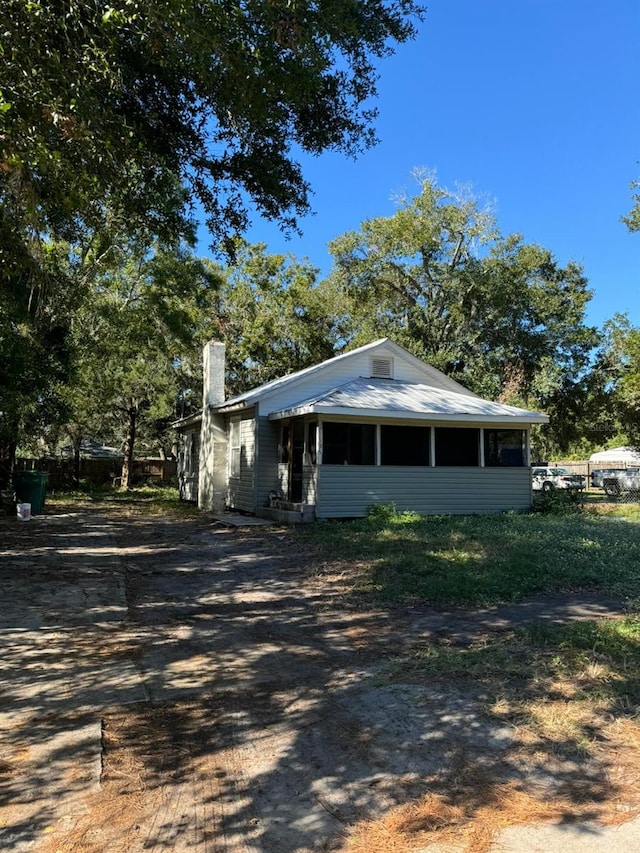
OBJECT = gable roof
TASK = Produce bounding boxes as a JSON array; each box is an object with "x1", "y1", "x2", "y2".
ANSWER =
[
  {"x1": 215, "y1": 338, "x2": 477, "y2": 412},
  {"x1": 268, "y1": 377, "x2": 549, "y2": 424}
]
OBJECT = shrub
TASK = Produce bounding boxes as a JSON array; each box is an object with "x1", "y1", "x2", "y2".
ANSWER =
[
  {"x1": 366, "y1": 503, "x2": 422, "y2": 524},
  {"x1": 532, "y1": 488, "x2": 583, "y2": 515},
  {"x1": 367, "y1": 502, "x2": 398, "y2": 523}
]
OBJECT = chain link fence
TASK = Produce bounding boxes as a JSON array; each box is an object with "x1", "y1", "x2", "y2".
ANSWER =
[
  {"x1": 599, "y1": 474, "x2": 640, "y2": 502},
  {"x1": 547, "y1": 461, "x2": 640, "y2": 504}
]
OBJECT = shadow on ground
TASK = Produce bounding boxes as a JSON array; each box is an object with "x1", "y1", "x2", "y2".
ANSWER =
[{"x1": 0, "y1": 504, "x2": 638, "y2": 853}]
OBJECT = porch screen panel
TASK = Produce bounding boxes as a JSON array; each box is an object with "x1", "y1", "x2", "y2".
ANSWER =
[
  {"x1": 322, "y1": 423, "x2": 375, "y2": 465},
  {"x1": 434, "y1": 427, "x2": 480, "y2": 466},
  {"x1": 381, "y1": 425, "x2": 430, "y2": 466},
  {"x1": 484, "y1": 429, "x2": 526, "y2": 467}
]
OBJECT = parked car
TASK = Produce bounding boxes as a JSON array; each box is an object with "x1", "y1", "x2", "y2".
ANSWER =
[
  {"x1": 590, "y1": 468, "x2": 625, "y2": 489},
  {"x1": 532, "y1": 467, "x2": 585, "y2": 492},
  {"x1": 596, "y1": 467, "x2": 640, "y2": 496}
]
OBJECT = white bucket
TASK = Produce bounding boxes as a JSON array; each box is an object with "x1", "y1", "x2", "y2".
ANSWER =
[{"x1": 16, "y1": 503, "x2": 31, "y2": 522}]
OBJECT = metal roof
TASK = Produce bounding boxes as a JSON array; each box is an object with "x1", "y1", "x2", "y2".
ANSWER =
[
  {"x1": 268, "y1": 378, "x2": 549, "y2": 424},
  {"x1": 216, "y1": 338, "x2": 477, "y2": 411},
  {"x1": 172, "y1": 411, "x2": 202, "y2": 430}
]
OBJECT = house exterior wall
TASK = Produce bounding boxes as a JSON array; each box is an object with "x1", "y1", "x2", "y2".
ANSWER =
[
  {"x1": 197, "y1": 409, "x2": 319, "y2": 514},
  {"x1": 262, "y1": 418, "x2": 317, "y2": 506},
  {"x1": 303, "y1": 464, "x2": 318, "y2": 505},
  {"x1": 197, "y1": 410, "x2": 227, "y2": 511},
  {"x1": 226, "y1": 410, "x2": 256, "y2": 512},
  {"x1": 187, "y1": 340, "x2": 544, "y2": 518},
  {"x1": 177, "y1": 427, "x2": 200, "y2": 502},
  {"x1": 256, "y1": 343, "x2": 472, "y2": 416},
  {"x1": 255, "y1": 415, "x2": 283, "y2": 508},
  {"x1": 315, "y1": 466, "x2": 531, "y2": 517}
]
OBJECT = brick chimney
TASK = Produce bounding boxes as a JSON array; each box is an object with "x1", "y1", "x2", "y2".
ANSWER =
[{"x1": 202, "y1": 341, "x2": 225, "y2": 408}]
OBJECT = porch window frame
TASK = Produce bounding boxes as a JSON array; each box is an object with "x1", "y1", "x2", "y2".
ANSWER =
[
  {"x1": 379, "y1": 424, "x2": 431, "y2": 466},
  {"x1": 483, "y1": 428, "x2": 527, "y2": 468},
  {"x1": 320, "y1": 421, "x2": 376, "y2": 466},
  {"x1": 434, "y1": 426, "x2": 481, "y2": 467}
]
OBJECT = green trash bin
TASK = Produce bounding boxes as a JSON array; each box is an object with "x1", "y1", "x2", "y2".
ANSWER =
[{"x1": 13, "y1": 470, "x2": 49, "y2": 515}]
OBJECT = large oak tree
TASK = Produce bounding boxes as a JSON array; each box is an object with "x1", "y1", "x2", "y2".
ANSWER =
[
  {"x1": 61, "y1": 241, "x2": 221, "y2": 489},
  {"x1": 210, "y1": 240, "x2": 347, "y2": 395},
  {"x1": 1, "y1": 0, "x2": 423, "y2": 246},
  {"x1": 329, "y1": 176, "x2": 598, "y2": 452},
  {"x1": 0, "y1": 0, "x2": 423, "y2": 483}
]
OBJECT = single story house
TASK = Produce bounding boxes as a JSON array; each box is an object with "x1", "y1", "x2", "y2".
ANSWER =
[{"x1": 174, "y1": 339, "x2": 549, "y2": 521}]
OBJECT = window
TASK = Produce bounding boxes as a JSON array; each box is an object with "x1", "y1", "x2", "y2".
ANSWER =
[
  {"x1": 230, "y1": 420, "x2": 241, "y2": 478},
  {"x1": 434, "y1": 427, "x2": 479, "y2": 466},
  {"x1": 381, "y1": 425, "x2": 430, "y2": 466},
  {"x1": 484, "y1": 429, "x2": 525, "y2": 467},
  {"x1": 322, "y1": 422, "x2": 376, "y2": 465}
]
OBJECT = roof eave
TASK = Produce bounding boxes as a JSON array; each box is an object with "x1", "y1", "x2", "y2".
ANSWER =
[
  {"x1": 172, "y1": 412, "x2": 203, "y2": 430},
  {"x1": 269, "y1": 405, "x2": 549, "y2": 424},
  {"x1": 214, "y1": 400, "x2": 253, "y2": 414}
]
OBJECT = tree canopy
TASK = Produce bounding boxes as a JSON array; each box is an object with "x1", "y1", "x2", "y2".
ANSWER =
[
  {"x1": 623, "y1": 180, "x2": 640, "y2": 232},
  {"x1": 329, "y1": 176, "x2": 599, "y2": 451},
  {"x1": 0, "y1": 0, "x2": 423, "y2": 482},
  {"x1": 58, "y1": 240, "x2": 221, "y2": 487},
  {"x1": 210, "y1": 241, "x2": 347, "y2": 394},
  {"x1": 587, "y1": 314, "x2": 640, "y2": 448},
  {"x1": 1, "y1": 0, "x2": 423, "y2": 248}
]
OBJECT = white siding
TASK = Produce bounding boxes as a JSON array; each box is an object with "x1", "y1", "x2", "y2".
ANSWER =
[
  {"x1": 255, "y1": 415, "x2": 283, "y2": 508},
  {"x1": 256, "y1": 415, "x2": 317, "y2": 507},
  {"x1": 177, "y1": 428, "x2": 199, "y2": 502},
  {"x1": 316, "y1": 467, "x2": 531, "y2": 518},
  {"x1": 258, "y1": 344, "x2": 471, "y2": 416},
  {"x1": 226, "y1": 411, "x2": 255, "y2": 512}
]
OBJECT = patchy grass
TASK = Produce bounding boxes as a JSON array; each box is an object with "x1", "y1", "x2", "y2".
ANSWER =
[
  {"x1": 302, "y1": 504, "x2": 640, "y2": 848},
  {"x1": 48, "y1": 482, "x2": 200, "y2": 518},
  {"x1": 391, "y1": 618, "x2": 640, "y2": 708},
  {"x1": 589, "y1": 500, "x2": 640, "y2": 522},
  {"x1": 349, "y1": 617, "x2": 640, "y2": 852},
  {"x1": 299, "y1": 504, "x2": 640, "y2": 607},
  {"x1": 25, "y1": 492, "x2": 640, "y2": 852}
]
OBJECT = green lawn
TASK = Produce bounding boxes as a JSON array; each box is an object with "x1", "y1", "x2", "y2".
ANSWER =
[{"x1": 298, "y1": 503, "x2": 640, "y2": 607}]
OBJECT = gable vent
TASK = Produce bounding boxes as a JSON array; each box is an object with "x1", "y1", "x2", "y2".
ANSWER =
[{"x1": 371, "y1": 356, "x2": 393, "y2": 379}]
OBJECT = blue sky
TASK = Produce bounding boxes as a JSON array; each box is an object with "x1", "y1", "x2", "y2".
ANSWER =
[{"x1": 202, "y1": 0, "x2": 639, "y2": 330}]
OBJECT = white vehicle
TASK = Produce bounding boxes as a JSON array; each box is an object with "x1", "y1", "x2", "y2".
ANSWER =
[
  {"x1": 598, "y1": 468, "x2": 640, "y2": 497},
  {"x1": 532, "y1": 467, "x2": 585, "y2": 492}
]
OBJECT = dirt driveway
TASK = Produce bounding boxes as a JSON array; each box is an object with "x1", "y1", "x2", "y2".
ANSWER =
[{"x1": 0, "y1": 504, "x2": 638, "y2": 853}]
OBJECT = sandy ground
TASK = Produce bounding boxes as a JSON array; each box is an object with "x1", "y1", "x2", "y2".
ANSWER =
[{"x1": 0, "y1": 503, "x2": 638, "y2": 853}]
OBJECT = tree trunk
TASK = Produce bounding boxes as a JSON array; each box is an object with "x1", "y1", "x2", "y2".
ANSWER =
[
  {"x1": 0, "y1": 433, "x2": 17, "y2": 491},
  {"x1": 68, "y1": 425, "x2": 83, "y2": 488},
  {"x1": 120, "y1": 407, "x2": 137, "y2": 490},
  {"x1": 74, "y1": 444, "x2": 81, "y2": 488}
]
